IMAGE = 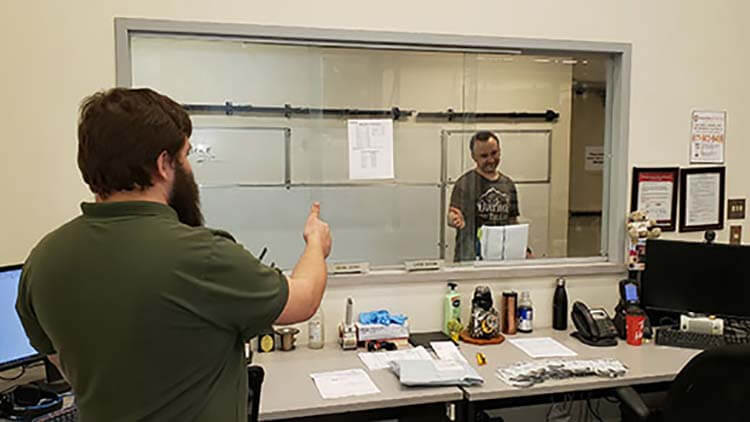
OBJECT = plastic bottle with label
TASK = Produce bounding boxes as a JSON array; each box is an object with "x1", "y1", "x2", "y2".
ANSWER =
[
  {"x1": 308, "y1": 308, "x2": 325, "y2": 349},
  {"x1": 518, "y1": 291, "x2": 534, "y2": 333},
  {"x1": 443, "y1": 282, "x2": 462, "y2": 337}
]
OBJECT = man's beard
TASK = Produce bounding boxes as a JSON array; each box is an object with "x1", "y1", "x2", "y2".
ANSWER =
[{"x1": 169, "y1": 163, "x2": 204, "y2": 227}]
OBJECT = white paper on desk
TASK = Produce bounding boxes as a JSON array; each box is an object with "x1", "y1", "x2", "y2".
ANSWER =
[
  {"x1": 347, "y1": 119, "x2": 394, "y2": 180},
  {"x1": 358, "y1": 346, "x2": 432, "y2": 370},
  {"x1": 430, "y1": 341, "x2": 468, "y2": 363},
  {"x1": 508, "y1": 337, "x2": 577, "y2": 358},
  {"x1": 310, "y1": 368, "x2": 380, "y2": 399}
]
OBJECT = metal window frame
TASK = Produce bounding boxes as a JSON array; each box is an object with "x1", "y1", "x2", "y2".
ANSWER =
[
  {"x1": 114, "y1": 18, "x2": 630, "y2": 282},
  {"x1": 191, "y1": 126, "x2": 291, "y2": 185},
  {"x1": 443, "y1": 129, "x2": 553, "y2": 184}
]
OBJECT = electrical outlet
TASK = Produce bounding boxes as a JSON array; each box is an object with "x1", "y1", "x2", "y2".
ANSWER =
[
  {"x1": 728, "y1": 198, "x2": 746, "y2": 220},
  {"x1": 730, "y1": 226, "x2": 742, "y2": 245}
]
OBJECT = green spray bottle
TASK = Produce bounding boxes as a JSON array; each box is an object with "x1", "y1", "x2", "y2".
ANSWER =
[{"x1": 443, "y1": 282, "x2": 462, "y2": 339}]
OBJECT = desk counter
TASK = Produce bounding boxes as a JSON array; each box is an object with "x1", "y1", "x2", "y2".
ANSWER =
[
  {"x1": 459, "y1": 327, "x2": 699, "y2": 402},
  {"x1": 254, "y1": 342, "x2": 463, "y2": 421}
]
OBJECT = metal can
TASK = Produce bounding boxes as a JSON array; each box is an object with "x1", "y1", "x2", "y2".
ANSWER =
[{"x1": 502, "y1": 291, "x2": 518, "y2": 335}]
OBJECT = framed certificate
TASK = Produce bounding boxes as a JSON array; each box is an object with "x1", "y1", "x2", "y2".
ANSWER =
[
  {"x1": 630, "y1": 167, "x2": 679, "y2": 232},
  {"x1": 679, "y1": 166, "x2": 725, "y2": 232}
]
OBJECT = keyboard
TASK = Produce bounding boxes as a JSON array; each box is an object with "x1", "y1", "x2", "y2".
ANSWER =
[
  {"x1": 32, "y1": 405, "x2": 77, "y2": 422},
  {"x1": 655, "y1": 327, "x2": 750, "y2": 350}
]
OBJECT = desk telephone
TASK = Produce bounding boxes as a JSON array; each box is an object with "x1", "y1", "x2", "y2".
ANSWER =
[{"x1": 571, "y1": 301, "x2": 618, "y2": 347}]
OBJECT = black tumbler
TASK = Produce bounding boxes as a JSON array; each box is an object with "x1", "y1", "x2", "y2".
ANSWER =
[{"x1": 553, "y1": 277, "x2": 568, "y2": 330}]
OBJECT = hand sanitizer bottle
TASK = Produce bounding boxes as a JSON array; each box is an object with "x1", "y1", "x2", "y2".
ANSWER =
[{"x1": 308, "y1": 307, "x2": 325, "y2": 349}]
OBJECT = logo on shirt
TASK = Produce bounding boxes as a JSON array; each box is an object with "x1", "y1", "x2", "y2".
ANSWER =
[{"x1": 476, "y1": 187, "x2": 510, "y2": 224}]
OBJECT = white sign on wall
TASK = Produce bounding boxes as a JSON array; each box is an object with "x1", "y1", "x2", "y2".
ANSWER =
[
  {"x1": 585, "y1": 146, "x2": 604, "y2": 171},
  {"x1": 347, "y1": 119, "x2": 395, "y2": 180},
  {"x1": 690, "y1": 110, "x2": 726, "y2": 164}
]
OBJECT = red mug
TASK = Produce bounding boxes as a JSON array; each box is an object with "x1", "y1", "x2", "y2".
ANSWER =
[{"x1": 626, "y1": 314, "x2": 645, "y2": 346}]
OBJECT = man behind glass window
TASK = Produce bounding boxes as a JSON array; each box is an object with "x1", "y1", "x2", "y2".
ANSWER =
[
  {"x1": 16, "y1": 88, "x2": 331, "y2": 421},
  {"x1": 448, "y1": 130, "x2": 520, "y2": 262}
]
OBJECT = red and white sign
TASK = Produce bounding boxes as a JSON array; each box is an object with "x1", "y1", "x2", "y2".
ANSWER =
[{"x1": 690, "y1": 110, "x2": 726, "y2": 163}]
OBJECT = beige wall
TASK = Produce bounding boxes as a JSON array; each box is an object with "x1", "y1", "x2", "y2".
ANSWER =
[{"x1": 2, "y1": 1, "x2": 749, "y2": 336}]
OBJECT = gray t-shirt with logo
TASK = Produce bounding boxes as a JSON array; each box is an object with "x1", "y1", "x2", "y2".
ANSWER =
[{"x1": 450, "y1": 170, "x2": 520, "y2": 262}]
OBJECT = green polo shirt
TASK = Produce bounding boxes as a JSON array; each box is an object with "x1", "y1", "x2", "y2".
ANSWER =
[{"x1": 16, "y1": 201, "x2": 288, "y2": 422}]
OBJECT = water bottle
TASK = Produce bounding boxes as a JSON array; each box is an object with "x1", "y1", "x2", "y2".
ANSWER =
[
  {"x1": 553, "y1": 277, "x2": 568, "y2": 330},
  {"x1": 518, "y1": 291, "x2": 533, "y2": 333}
]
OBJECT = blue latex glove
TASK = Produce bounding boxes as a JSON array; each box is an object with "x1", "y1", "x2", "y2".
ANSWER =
[
  {"x1": 359, "y1": 310, "x2": 408, "y2": 326},
  {"x1": 389, "y1": 313, "x2": 408, "y2": 325}
]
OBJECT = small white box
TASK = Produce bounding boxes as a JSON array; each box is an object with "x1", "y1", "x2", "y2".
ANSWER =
[
  {"x1": 680, "y1": 315, "x2": 723, "y2": 335},
  {"x1": 355, "y1": 322, "x2": 410, "y2": 341}
]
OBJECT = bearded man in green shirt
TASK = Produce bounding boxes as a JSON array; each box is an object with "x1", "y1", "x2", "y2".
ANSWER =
[{"x1": 16, "y1": 88, "x2": 331, "y2": 421}]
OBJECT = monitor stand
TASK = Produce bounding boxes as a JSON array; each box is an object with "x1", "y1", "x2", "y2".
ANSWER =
[{"x1": 31, "y1": 358, "x2": 71, "y2": 394}]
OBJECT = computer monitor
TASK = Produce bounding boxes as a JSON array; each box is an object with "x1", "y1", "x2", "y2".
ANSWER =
[
  {"x1": 0, "y1": 263, "x2": 43, "y2": 371},
  {"x1": 642, "y1": 239, "x2": 750, "y2": 320}
]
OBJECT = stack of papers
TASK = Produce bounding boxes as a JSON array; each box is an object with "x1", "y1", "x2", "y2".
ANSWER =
[
  {"x1": 430, "y1": 341, "x2": 468, "y2": 363},
  {"x1": 479, "y1": 224, "x2": 529, "y2": 261},
  {"x1": 480, "y1": 226, "x2": 505, "y2": 259},
  {"x1": 508, "y1": 337, "x2": 578, "y2": 358},
  {"x1": 360, "y1": 342, "x2": 482, "y2": 387},
  {"x1": 358, "y1": 346, "x2": 432, "y2": 370},
  {"x1": 310, "y1": 369, "x2": 381, "y2": 399},
  {"x1": 504, "y1": 224, "x2": 529, "y2": 260}
]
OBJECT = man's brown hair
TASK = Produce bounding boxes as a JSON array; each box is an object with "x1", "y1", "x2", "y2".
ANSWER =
[
  {"x1": 77, "y1": 88, "x2": 192, "y2": 197},
  {"x1": 469, "y1": 130, "x2": 500, "y2": 153}
]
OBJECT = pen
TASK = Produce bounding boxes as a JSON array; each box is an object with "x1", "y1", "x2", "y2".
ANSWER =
[{"x1": 258, "y1": 247, "x2": 268, "y2": 261}]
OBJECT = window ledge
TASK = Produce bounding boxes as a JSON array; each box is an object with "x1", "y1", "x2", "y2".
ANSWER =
[{"x1": 324, "y1": 259, "x2": 626, "y2": 285}]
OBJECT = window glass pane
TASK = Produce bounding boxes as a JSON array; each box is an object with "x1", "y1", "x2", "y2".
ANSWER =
[
  {"x1": 189, "y1": 127, "x2": 287, "y2": 185},
  {"x1": 201, "y1": 185, "x2": 440, "y2": 269},
  {"x1": 131, "y1": 34, "x2": 611, "y2": 268}
]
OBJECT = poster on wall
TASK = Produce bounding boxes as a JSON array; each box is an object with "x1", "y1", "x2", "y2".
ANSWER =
[
  {"x1": 584, "y1": 146, "x2": 604, "y2": 171},
  {"x1": 347, "y1": 119, "x2": 394, "y2": 180},
  {"x1": 679, "y1": 166, "x2": 725, "y2": 232},
  {"x1": 690, "y1": 110, "x2": 726, "y2": 164},
  {"x1": 630, "y1": 167, "x2": 679, "y2": 232}
]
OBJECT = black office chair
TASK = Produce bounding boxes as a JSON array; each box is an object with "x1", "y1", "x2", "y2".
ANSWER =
[
  {"x1": 247, "y1": 365, "x2": 265, "y2": 422},
  {"x1": 616, "y1": 344, "x2": 750, "y2": 422}
]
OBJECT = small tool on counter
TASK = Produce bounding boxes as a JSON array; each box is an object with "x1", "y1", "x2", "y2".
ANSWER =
[
  {"x1": 338, "y1": 297, "x2": 357, "y2": 350},
  {"x1": 476, "y1": 352, "x2": 487, "y2": 366}
]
